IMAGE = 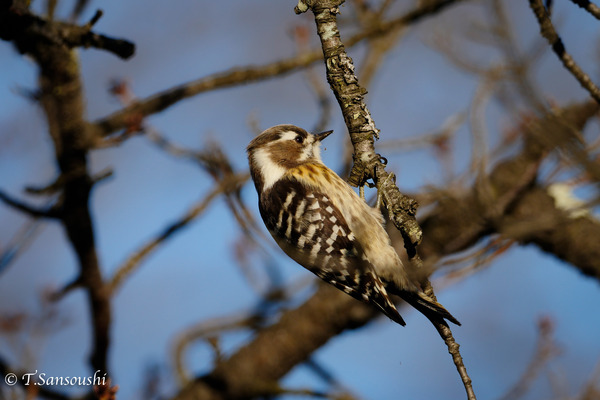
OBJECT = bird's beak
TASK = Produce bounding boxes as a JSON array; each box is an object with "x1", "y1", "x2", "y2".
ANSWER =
[{"x1": 314, "y1": 130, "x2": 333, "y2": 142}]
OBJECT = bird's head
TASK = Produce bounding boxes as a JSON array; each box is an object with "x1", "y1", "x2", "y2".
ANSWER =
[{"x1": 247, "y1": 124, "x2": 333, "y2": 192}]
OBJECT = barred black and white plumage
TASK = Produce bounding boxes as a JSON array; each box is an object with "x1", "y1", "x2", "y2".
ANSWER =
[{"x1": 247, "y1": 124, "x2": 460, "y2": 326}]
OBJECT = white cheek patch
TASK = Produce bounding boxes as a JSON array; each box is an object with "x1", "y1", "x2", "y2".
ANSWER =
[{"x1": 252, "y1": 147, "x2": 286, "y2": 190}]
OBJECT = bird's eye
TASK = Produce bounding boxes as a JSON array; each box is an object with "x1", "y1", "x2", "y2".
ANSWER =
[{"x1": 295, "y1": 135, "x2": 304, "y2": 144}]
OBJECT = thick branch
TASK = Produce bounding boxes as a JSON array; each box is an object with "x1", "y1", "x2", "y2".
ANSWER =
[
  {"x1": 417, "y1": 101, "x2": 600, "y2": 280},
  {"x1": 7, "y1": 6, "x2": 115, "y2": 373},
  {"x1": 173, "y1": 284, "x2": 378, "y2": 400},
  {"x1": 39, "y1": 49, "x2": 110, "y2": 374},
  {"x1": 501, "y1": 186, "x2": 600, "y2": 280},
  {"x1": 0, "y1": 1, "x2": 134, "y2": 59}
]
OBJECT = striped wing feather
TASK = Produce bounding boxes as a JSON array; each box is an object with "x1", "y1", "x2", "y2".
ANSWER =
[{"x1": 259, "y1": 177, "x2": 406, "y2": 326}]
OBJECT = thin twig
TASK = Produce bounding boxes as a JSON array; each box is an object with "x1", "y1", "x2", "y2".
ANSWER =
[
  {"x1": 92, "y1": 52, "x2": 326, "y2": 139},
  {"x1": 570, "y1": 0, "x2": 600, "y2": 20},
  {"x1": 354, "y1": 0, "x2": 407, "y2": 89},
  {"x1": 0, "y1": 219, "x2": 46, "y2": 274},
  {"x1": 468, "y1": 75, "x2": 494, "y2": 175},
  {"x1": 490, "y1": 0, "x2": 546, "y2": 110},
  {"x1": 108, "y1": 173, "x2": 247, "y2": 295},
  {"x1": 529, "y1": 0, "x2": 600, "y2": 104},
  {"x1": 107, "y1": 79, "x2": 267, "y2": 248},
  {"x1": 144, "y1": 129, "x2": 267, "y2": 247},
  {"x1": 427, "y1": 297, "x2": 477, "y2": 400},
  {"x1": 0, "y1": 191, "x2": 60, "y2": 218},
  {"x1": 497, "y1": 316, "x2": 560, "y2": 400},
  {"x1": 173, "y1": 313, "x2": 263, "y2": 384},
  {"x1": 91, "y1": 0, "x2": 465, "y2": 141}
]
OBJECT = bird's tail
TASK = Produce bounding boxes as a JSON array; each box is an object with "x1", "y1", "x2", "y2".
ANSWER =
[{"x1": 399, "y1": 290, "x2": 461, "y2": 326}]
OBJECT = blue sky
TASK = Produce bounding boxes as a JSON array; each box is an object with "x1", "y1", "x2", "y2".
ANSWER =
[{"x1": 1, "y1": 1, "x2": 600, "y2": 399}]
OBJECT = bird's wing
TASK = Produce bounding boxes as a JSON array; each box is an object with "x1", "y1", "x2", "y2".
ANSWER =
[{"x1": 260, "y1": 177, "x2": 406, "y2": 325}]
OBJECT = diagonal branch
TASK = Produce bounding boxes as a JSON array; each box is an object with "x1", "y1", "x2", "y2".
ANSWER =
[
  {"x1": 91, "y1": 0, "x2": 465, "y2": 141},
  {"x1": 91, "y1": 53, "x2": 326, "y2": 139},
  {"x1": 173, "y1": 284, "x2": 379, "y2": 400},
  {"x1": 108, "y1": 173, "x2": 248, "y2": 295},
  {"x1": 497, "y1": 316, "x2": 559, "y2": 400},
  {"x1": 529, "y1": 0, "x2": 600, "y2": 104},
  {"x1": 295, "y1": 1, "x2": 476, "y2": 398},
  {"x1": 296, "y1": 0, "x2": 423, "y2": 249},
  {"x1": 0, "y1": 190, "x2": 60, "y2": 218},
  {"x1": 569, "y1": 0, "x2": 600, "y2": 20},
  {"x1": 416, "y1": 101, "x2": 600, "y2": 278}
]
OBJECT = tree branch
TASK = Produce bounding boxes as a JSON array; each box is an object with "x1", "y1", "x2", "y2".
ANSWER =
[
  {"x1": 173, "y1": 284, "x2": 379, "y2": 400},
  {"x1": 501, "y1": 185, "x2": 600, "y2": 281},
  {"x1": 529, "y1": 0, "x2": 600, "y2": 104},
  {"x1": 3, "y1": 4, "x2": 115, "y2": 373},
  {"x1": 0, "y1": 190, "x2": 60, "y2": 218},
  {"x1": 569, "y1": 0, "x2": 600, "y2": 20},
  {"x1": 108, "y1": 173, "x2": 248, "y2": 295},
  {"x1": 91, "y1": 0, "x2": 465, "y2": 141},
  {"x1": 497, "y1": 316, "x2": 559, "y2": 400},
  {"x1": 416, "y1": 101, "x2": 600, "y2": 280},
  {"x1": 91, "y1": 52, "x2": 326, "y2": 139},
  {"x1": 0, "y1": 1, "x2": 134, "y2": 59},
  {"x1": 294, "y1": 1, "x2": 476, "y2": 398},
  {"x1": 296, "y1": 0, "x2": 424, "y2": 248}
]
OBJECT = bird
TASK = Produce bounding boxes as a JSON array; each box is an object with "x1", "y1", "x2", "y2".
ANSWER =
[{"x1": 246, "y1": 124, "x2": 460, "y2": 326}]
